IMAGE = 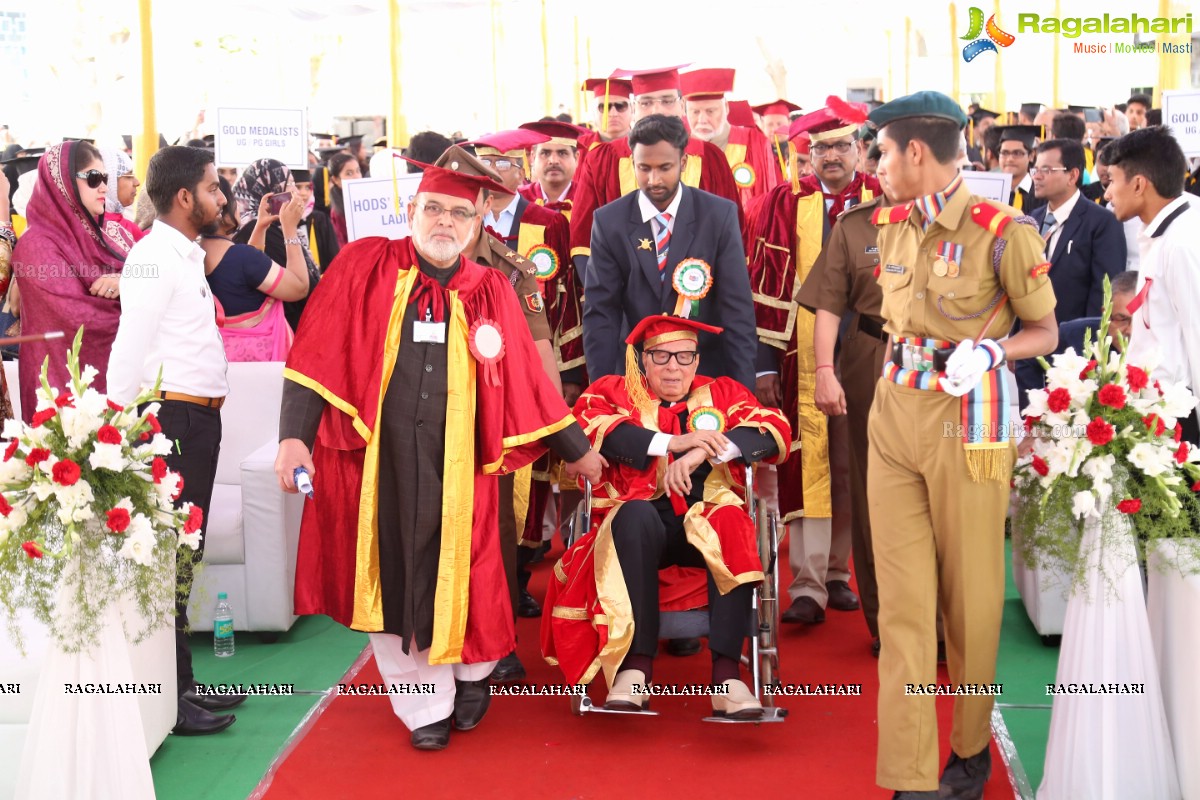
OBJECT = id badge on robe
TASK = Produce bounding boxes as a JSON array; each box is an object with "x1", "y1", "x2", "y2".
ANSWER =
[{"x1": 413, "y1": 310, "x2": 446, "y2": 344}]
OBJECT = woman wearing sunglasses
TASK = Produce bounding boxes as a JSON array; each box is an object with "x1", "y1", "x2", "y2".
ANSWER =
[{"x1": 10, "y1": 139, "x2": 136, "y2": 420}]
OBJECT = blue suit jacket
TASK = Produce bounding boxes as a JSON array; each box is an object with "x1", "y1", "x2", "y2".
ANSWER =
[
  {"x1": 1016, "y1": 195, "x2": 1127, "y2": 407},
  {"x1": 582, "y1": 186, "x2": 757, "y2": 390}
]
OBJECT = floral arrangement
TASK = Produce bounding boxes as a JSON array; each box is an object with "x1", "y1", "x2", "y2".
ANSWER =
[
  {"x1": 1013, "y1": 282, "x2": 1200, "y2": 584},
  {"x1": 0, "y1": 329, "x2": 201, "y2": 652}
]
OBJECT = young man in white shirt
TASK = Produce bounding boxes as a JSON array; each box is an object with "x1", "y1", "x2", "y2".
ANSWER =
[
  {"x1": 1102, "y1": 126, "x2": 1200, "y2": 444},
  {"x1": 107, "y1": 146, "x2": 245, "y2": 735}
]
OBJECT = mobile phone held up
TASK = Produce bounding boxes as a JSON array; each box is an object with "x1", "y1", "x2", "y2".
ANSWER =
[{"x1": 268, "y1": 191, "x2": 293, "y2": 215}]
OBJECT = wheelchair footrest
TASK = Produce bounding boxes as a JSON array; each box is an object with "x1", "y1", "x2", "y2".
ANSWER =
[
  {"x1": 573, "y1": 694, "x2": 660, "y2": 716},
  {"x1": 702, "y1": 706, "x2": 788, "y2": 724}
]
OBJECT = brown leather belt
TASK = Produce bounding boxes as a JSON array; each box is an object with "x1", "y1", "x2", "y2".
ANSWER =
[{"x1": 158, "y1": 391, "x2": 225, "y2": 409}]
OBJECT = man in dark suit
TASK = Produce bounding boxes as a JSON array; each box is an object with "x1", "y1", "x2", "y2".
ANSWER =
[
  {"x1": 1015, "y1": 138, "x2": 1126, "y2": 407},
  {"x1": 583, "y1": 114, "x2": 756, "y2": 391},
  {"x1": 1055, "y1": 270, "x2": 1137, "y2": 357}
]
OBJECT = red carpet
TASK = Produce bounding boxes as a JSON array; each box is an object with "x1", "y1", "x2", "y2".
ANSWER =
[{"x1": 261, "y1": 537, "x2": 1015, "y2": 800}]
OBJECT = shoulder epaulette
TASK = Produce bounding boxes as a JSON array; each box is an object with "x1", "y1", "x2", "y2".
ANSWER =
[
  {"x1": 840, "y1": 198, "x2": 881, "y2": 220},
  {"x1": 969, "y1": 201, "x2": 1016, "y2": 237},
  {"x1": 872, "y1": 203, "x2": 912, "y2": 226}
]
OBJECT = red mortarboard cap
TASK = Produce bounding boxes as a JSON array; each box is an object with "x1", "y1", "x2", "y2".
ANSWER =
[
  {"x1": 583, "y1": 77, "x2": 633, "y2": 100},
  {"x1": 625, "y1": 314, "x2": 723, "y2": 347},
  {"x1": 752, "y1": 99, "x2": 803, "y2": 117},
  {"x1": 468, "y1": 129, "x2": 550, "y2": 159},
  {"x1": 679, "y1": 68, "x2": 736, "y2": 100},
  {"x1": 611, "y1": 64, "x2": 690, "y2": 95},
  {"x1": 726, "y1": 100, "x2": 756, "y2": 128},
  {"x1": 792, "y1": 133, "x2": 810, "y2": 156},
  {"x1": 518, "y1": 120, "x2": 588, "y2": 148},
  {"x1": 400, "y1": 155, "x2": 509, "y2": 202},
  {"x1": 788, "y1": 98, "x2": 869, "y2": 144}
]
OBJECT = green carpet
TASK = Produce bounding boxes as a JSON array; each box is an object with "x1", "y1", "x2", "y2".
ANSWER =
[
  {"x1": 995, "y1": 541, "x2": 1061, "y2": 796},
  {"x1": 150, "y1": 615, "x2": 367, "y2": 800}
]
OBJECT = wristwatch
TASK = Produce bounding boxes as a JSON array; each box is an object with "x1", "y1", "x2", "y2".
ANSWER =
[{"x1": 283, "y1": 236, "x2": 304, "y2": 247}]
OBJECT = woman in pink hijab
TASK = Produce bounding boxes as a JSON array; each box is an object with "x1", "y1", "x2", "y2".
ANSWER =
[{"x1": 11, "y1": 140, "x2": 136, "y2": 419}]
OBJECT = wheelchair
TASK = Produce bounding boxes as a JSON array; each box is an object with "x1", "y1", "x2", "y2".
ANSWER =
[{"x1": 562, "y1": 467, "x2": 787, "y2": 723}]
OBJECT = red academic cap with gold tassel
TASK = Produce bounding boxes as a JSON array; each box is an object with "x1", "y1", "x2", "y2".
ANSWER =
[{"x1": 623, "y1": 314, "x2": 723, "y2": 411}]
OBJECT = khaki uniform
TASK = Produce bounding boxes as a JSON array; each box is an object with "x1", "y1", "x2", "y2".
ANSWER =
[
  {"x1": 795, "y1": 196, "x2": 889, "y2": 639},
  {"x1": 867, "y1": 185, "x2": 1055, "y2": 791}
]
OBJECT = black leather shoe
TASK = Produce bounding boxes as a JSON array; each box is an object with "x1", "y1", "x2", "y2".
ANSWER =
[
  {"x1": 781, "y1": 596, "x2": 825, "y2": 624},
  {"x1": 529, "y1": 541, "x2": 550, "y2": 565},
  {"x1": 664, "y1": 637, "x2": 701, "y2": 657},
  {"x1": 452, "y1": 677, "x2": 492, "y2": 731},
  {"x1": 410, "y1": 717, "x2": 451, "y2": 750},
  {"x1": 891, "y1": 792, "x2": 938, "y2": 799},
  {"x1": 938, "y1": 747, "x2": 991, "y2": 800},
  {"x1": 183, "y1": 688, "x2": 247, "y2": 712},
  {"x1": 489, "y1": 651, "x2": 526, "y2": 683},
  {"x1": 173, "y1": 697, "x2": 235, "y2": 736},
  {"x1": 517, "y1": 589, "x2": 542, "y2": 618},
  {"x1": 825, "y1": 580, "x2": 860, "y2": 611},
  {"x1": 871, "y1": 638, "x2": 882, "y2": 658}
]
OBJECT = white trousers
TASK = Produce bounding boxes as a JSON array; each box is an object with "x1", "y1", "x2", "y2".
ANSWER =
[
  {"x1": 368, "y1": 633, "x2": 497, "y2": 731},
  {"x1": 786, "y1": 412, "x2": 853, "y2": 606}
]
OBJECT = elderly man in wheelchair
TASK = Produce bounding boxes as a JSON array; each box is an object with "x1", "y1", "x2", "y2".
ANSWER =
[{"x1": 541, "y1": 314, "x2": 791, "y2": 720}]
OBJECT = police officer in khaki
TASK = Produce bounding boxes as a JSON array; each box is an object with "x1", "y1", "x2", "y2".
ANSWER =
[
  {"x1": 794, "y1": 178, "x2": 892, "y2": 657},
  {"x1": 866, "y1": 92, "x2": 1057, "y2": 800}
]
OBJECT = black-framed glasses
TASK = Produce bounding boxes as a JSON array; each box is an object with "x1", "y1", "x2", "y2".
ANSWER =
[
  {"x1": 811, "y1": 142, "x2": 854, "y2": 157},
  {"x1": 75, "y1": 169, "x2": 109, "y2": 189},
  {"x1": 998, "y1": 149, "x2": 1029, "y2": 159},
  {"x1": 417, "y1": 202, "x2": 476, "y2": 222},
  {"x1": 645, "y1": 349, "x2": 698, "y2": 366}
]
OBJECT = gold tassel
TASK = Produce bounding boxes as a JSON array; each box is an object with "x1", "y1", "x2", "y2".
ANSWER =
[
  {"x1": 624, "y1": 344, "x2": 654, "y2": 413},
  {"x1": 789, "y1": 151, "x2": 800, "y2": 194},
  {"x1": 965, "y1": 448, "x2": 1008, "y2": 483}
]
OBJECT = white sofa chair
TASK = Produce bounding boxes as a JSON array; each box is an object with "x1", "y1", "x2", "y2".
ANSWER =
[{"x1": 186, "y1": 361, "x2": 304, "y2": 637}]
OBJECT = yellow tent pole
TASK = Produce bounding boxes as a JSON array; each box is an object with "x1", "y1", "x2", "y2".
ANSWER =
[
  {"x1": 541, "y1": 0, "x2": 552, "y2": 117},
  {"x1": 1051, "y1": 0, "x2": 1061, "y2": 108},
  {"x1": 388, "y1": 0, "x2": 407, "y2": 149},
  {"x1": 490, "y1": 0, "x2": 502, "y2": 131},
  {"x1": 885, "y1": 29, "x2": 893, "y2": 102},
  {"x1": 1156, "y1": 0, "x2": 1189, "y2": 104},
  {"x1": 950, "y1": 4, "x2": 960, "y2": 105},
  {"x1": 993, "y1": 0, "x2": 1005, "y2": 121},
  {"x1": 135, "y1": 0, "x2": 157, "y2": 182},
  {"x1": 904, "y1": 17, "x2": 912, "y2": 95}
]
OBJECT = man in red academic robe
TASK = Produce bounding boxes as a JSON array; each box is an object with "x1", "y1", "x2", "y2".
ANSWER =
[
  {"x1": 680, "y1": 68, "x2": 779, "y2": 210},
  {"x1": 747, "y1": 100, "x2": 881, "y2": 628},
  {"x1": 273, "y1": 164, "x2": 605, "y2": 751},
  {"x1": 517, "y1": 119, "x2": 589, "y2": 216},
  {"x1": 751, "y1": 98, "x2": 803, "y2": 187},
  {"x1": 569, "y1": 66, "x2": 743, "y2": 277},
  {"x1": 542, "y1": 315, "x2": 791, "y2": 719},
  {"x1": 582, "y1": 76, "x2": 634, "y2": 148}
]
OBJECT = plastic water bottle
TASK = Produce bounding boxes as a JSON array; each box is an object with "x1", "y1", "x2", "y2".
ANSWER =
[{"x1": 214, "y1": 592, "x2": 235, "y2": 657}]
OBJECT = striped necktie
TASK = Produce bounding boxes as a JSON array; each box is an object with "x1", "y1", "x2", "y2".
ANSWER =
[
  {"x1": 654, "y1": 212, "x2": 672, "y2": 276},
  {"x1": 1040, "y1": 211, "x2": 1057, "y2": 255}
]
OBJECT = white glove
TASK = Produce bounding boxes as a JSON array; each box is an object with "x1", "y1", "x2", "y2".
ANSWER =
[{"x1": 941, "y1": 338, "x2": 992, "y2": 397}]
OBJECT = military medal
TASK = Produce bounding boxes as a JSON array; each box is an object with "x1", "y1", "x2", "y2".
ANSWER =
[
  {"x1": 469, "y1": 318, "x2": 506, "y2": 387},
  {"x1": 932, "y1": 258, "x2": 948, "y2": 277},
  {"x1": 671, "y1": 258, "x2": 713, "y2": 319},
  {"x1": 525, "y1": 243, "x2": 559, "y2": 281},
  {"x1": 947, "y1": 260, "x2": 960, "y2": 278},
  {"x1": 935, "y1": 241, "x2": 965, "y2": 278},
  {"x1": 731, "y1": 162, "x2": 756, "y2": 188},
  {"x1": 687, "y1": 407, "x2": 726, "y2": 433}
]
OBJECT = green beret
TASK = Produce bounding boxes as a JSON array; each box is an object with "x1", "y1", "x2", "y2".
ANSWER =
[
  {"x1": 857, "y1": 123, "x2": 876, "y2": 142},
  {"x1": 868, "y1": 90, "x2": 968, "y2": 131}
]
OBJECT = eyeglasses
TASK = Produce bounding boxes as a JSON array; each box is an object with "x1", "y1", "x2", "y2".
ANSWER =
[
  {"x1": 811, "y1": 142, "x2": 854, "y2": 157},
  {"x1": 479, "y1": 157, "x2": 517, "y2": 171},
  {"x1": 1030, "y1": 166, "x2": 1070, "y2": 176},
  {"x1": 75, "y1": 169, "x2": 109, "y2": 189},
  {"x1": 597, "y1": 101, "x2": 630, "y2": 113},
  {"x1": 636, "y1": 96, "x2": 680, "y2": 111},
  {"x1": 417, "y1": 202, "x2": 476, "y2": 222},
  {"x1": 999, "y1": 149, "x2": 1029, "y2": 159},
  {"x1": 644, "y1": 349, "x2": 698, "y2": 366}
]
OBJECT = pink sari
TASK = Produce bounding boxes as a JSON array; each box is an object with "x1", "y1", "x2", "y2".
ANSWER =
[{"x1": 214, "y1": 293, "x2": 294, "y2": 362}]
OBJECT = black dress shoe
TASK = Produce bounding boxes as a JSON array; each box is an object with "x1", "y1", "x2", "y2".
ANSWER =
[
  {"x1": 825, "y1": 580, "x2": 860, "y2": 611},
  {"x1": 938, "y1": 747, "x2": 991, "y2": 800},
  {"x1": 452, "y1": 677, "x2": 492, "y2": 731},
  {"x1": 871, "y1": 638, "x2": 882, "y2": 658},
  {"x1": 529, "y1": 541, "x2": 550, "y2": 565},
  {"x1": 664, "y1": 637, "x2": 701, "y2": 657},
  {"x1": 410, "y1": 717, "x2": 451, "y2": 750},
  {"x1": 489, "y1": 651, "x2": 526, "y2": 683},
  {"x1": 781, "y1": 596, "x2": 825, "y2": 624},
  {"x1": 173, "y1": 697, "x2": 236, "y2": 736},
  {"x1": 183, "y1": 688, "x2": 247, "y2": 711},
  {"x1": 517, "y1": 589, "x2": 542, "y2": 618}
]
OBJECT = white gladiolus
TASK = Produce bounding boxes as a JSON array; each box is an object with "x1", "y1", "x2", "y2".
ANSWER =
[
  {"x1": 1072, "y1": 490, "x2": 1097, "y2": 519},
  {"x1": 1024, "y1": 389, "x2": 1049, "y2": 418},
  {"x1": 117, "y1": 515, "x2": 157, "y2": 566},
  {"x1": 150, "y1": 434, "x2": 174, "y2": 456},
  {"x1": 0, "y1": 455, "x2": 31, "y2": 485},
  {"x1": 155, "y1": 473, "x2": 181, "y2": 506},
  {"x1": 1159, "y1": 381, "x2": 1197, "y2": 422},
  {"x1": 1129, "y1": 442, "x2": 1173, "y2": 477},
  {"x1": 178, "y1": 530, "x2": 201, "y2": 550},
  {"x1": 88, "y1": 442, "x2": 127, "y2": 472},
  {"x1": 2, "y1": 419, "x2": 24, "y2": 439},
  {"x1": 79, "y1": 364, "x2": 99, "y2": 386},
  {"x1": 74, "y1": 387, "x2": 109, "y2": 419}
]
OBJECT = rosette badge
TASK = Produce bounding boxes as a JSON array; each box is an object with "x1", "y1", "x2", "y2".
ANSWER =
[
  {"x1": 525, "y1": 244, "x2": 560, "y2": 281},
  {"x1": 671, "y1": 258, "x2": 713, "y2": 319},
  {"x1": 731, "y1": 162, "x2": 757, "y2": 189},
  {"x1": 469, "y1": 318, "x2": 506, "y2": 387},
  {"x1": 688, "y1": 407, "x2": 727, "y2": 432}
]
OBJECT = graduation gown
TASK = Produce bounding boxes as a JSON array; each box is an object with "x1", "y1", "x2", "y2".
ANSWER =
[
  {"x1": 285, "y1": 236, "x2": 577, "y2": 664},
  {"x1": 723, "y1": 125, "x2": 780, "y2": 209}
]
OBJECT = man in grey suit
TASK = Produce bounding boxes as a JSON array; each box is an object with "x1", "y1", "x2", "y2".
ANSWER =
[{"x1": 583, "y1": 114, "x2": 757, "y2": 391}]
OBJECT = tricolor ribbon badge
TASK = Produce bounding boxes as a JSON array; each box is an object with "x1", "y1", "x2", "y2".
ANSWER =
[
  {"x1": 469, "y1": 318, "x2": 506, "y2": 387},
  {"x1": 525, "y1": 244, "x2": 560, "y2": 281},
  {"x1": 961, "y1": 7, "x2": 1015, "y2": 62},
  {"x1": 671, "y1": 258, "x2": 714, "y2": 319}
]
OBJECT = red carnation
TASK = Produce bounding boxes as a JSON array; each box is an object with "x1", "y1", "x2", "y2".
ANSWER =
[
  {"x1": 1192, "y1": 481, "x2": 1200, "y2": 492},
  {"x1": 1143, "y1": 414, "x2": 1167, "y2": 437},
  {"x1": 22, "y1": 541, "x2": 43, "y2": 559},
  {"x1": 51, "y1": 460, "x2": 81, "y2": 486},
  {"x1": 3, "y1": 439, "x2": 18, "y2": 462},
  {"x1": 1086, "y1": 417, "x2": 1115, "y2": 447},
  {"x1": 31, "y1": 408, "x2": 56, "y2": 428},
  {"x1": 1047, "y1": 388, "x2": 1072, "y2": 413},
  {"x1": 1176, "y1": 442, "x2": 1190, "y2": 464},
  {"x1": 1032, "y1": 455, "x2": 1050, "y2": 477},
  {"x1": 1026, "y1": 415, "x2": 1042, "y2": 425},
  {"x1": 96, "y1": 425, "x2": 123, "y2": 446},
  {"x1": 1097, "y1": 384, "x2": 1127, "y2": 410},
  {"x1": 1116, "y1": 498, "x2": 1142, "y2": 514},
  {"x1": 151, "y1": 457, "x2": 168, "y2": 484},
  {"x1": 1126, "y1": 366, "x2": 1149, "y2": 393},
  {"x1": 105, "y1": 507, "x2": 131, "y2": 534},
  {"x1": 1079, "y1": 359, "x2": 1097, "y2": 379},
  {"x1": 54, "y1": 392, "x2": 74, "y2": 408},
  {"x1": 146, "y1": 414, "x2": 161, "y2": 435},
  {"x1": 25, "y1": 448, "x2": 50, "y2": 467},
  {"x1": 1174, "y1": 424, "x2": 1183, "y2": 443},
  {"x1": 183, "y1": 505, "x2": 204, "y2": 534},
  {"x1": 0, "y1": 494, "x2": 12, "y2": 516},
  {"x1": 107, "y1": 399, "x2": 125, "y2": 413},
  {"x1": 172, "y1": 473, "x2": 185, "y2": 501}
]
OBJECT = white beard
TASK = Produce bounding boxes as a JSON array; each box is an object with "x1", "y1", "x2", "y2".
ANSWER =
[{"x1": 414, "y1": 226, "x2": 468, "y2": 263}]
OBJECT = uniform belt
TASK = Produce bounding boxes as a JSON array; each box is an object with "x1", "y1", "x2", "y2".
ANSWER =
[
  {"x1": 890, "y1": 340, "x2": 955, "y2": 373},
  {"x1": 854, "y1": 314, "x2": 888, "y2": 342},
  {"x1": 158, "y1": 391, "x2": 225, "y2": 409}
]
